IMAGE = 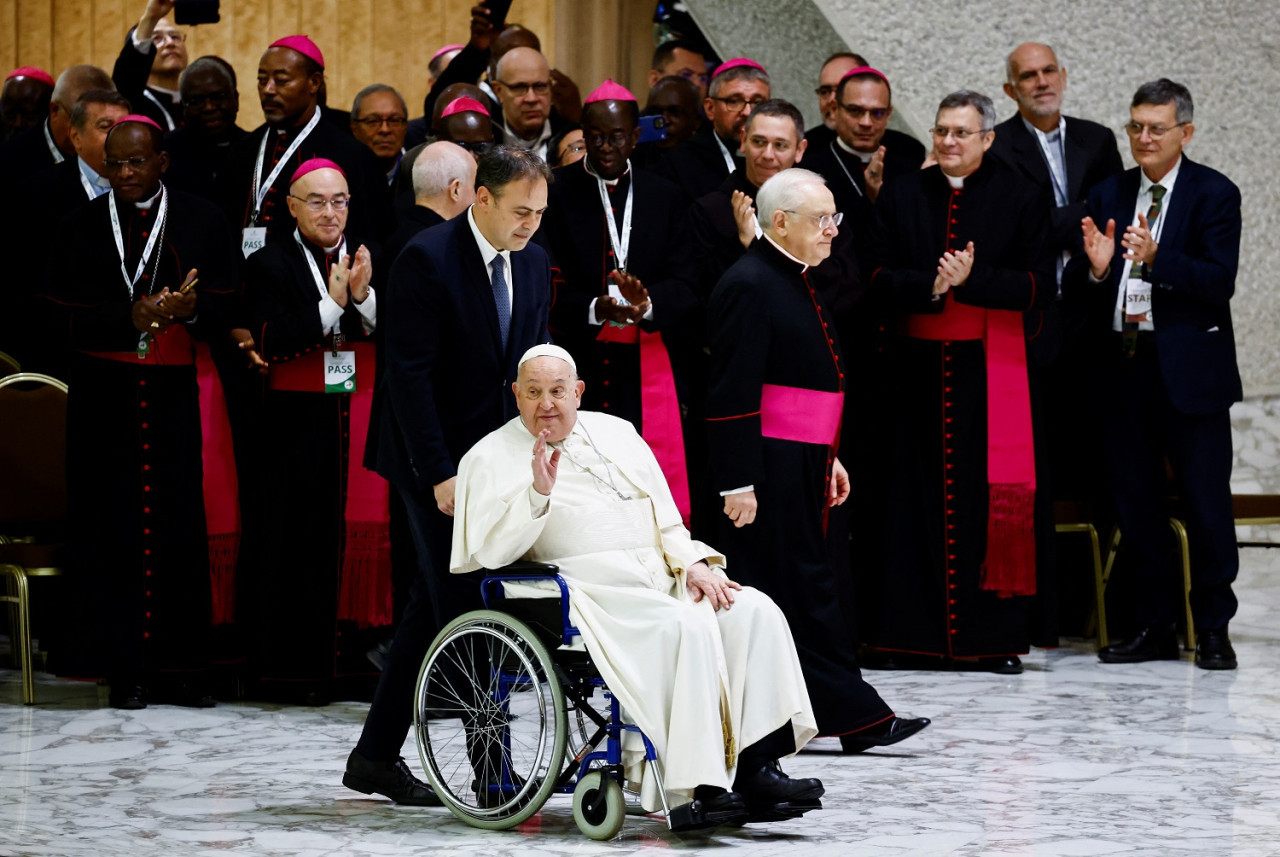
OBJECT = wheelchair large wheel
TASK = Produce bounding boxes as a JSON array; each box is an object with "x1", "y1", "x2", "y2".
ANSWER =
[{"x1": 413, "y1": 609, "x2": 567, "y2": 830}]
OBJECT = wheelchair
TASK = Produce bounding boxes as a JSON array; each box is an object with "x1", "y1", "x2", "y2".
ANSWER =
[{"x1": 412, "y1": 562, "x2": 697, "y2": 840}]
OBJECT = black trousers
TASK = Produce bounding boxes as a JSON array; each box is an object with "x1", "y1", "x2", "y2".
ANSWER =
[
  {"x1": 1103, "y1": 333, "x2": 1238, "y2": 632},
  {"x1": 356, "y1": 484, "x2": 482, "y2": 760}
]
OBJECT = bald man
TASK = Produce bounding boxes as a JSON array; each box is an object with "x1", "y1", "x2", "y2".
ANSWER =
[
  {"x1": 242, "y1": 159, "x2": 389, "y2": 705},
  {"x1": 383, "y1": 140, "x2": 477, "y2": 264},
  {"x1": 492, "y1": 47, "x2": 573, "y2": 160}
]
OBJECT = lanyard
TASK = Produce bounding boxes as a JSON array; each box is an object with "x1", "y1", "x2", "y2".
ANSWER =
[
  {"x1": 79, "y1": 168, "x2": 99, "y2": 200},
  {"x1": 109, "y1": 186, "x2": 168, "y2": 298},
  {"x1": 829, "y1": 141, "x2": 865, "y2": 199},
  {"x1": 294, "y1": 228, "x2": 346, "y2": 303},
  {"x1": 1033, "y1": 119, "x2": 1068, "y2": 207},
  {"x1": 250, "y1": 109, "x2": 322, "y2": 224},
  {"x1": 712, "y1": 133, "x2": 737, "y2": 173},
  {"x1": 587, "y1": 159, "x2": 634, "y2": 272},
  {"x1": 43, "y1": 121, "x2": 65, "y2": 164},
  {"x1": 142, "y1": 90, "x2": 177, "y2": 132}
]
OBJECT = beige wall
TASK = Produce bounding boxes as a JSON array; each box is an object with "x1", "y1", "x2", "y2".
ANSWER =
[{"x1": 0, "y1": 0, "x2": 555, "y2": 124}]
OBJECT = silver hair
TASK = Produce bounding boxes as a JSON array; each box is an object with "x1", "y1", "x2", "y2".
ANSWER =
[
  {"x1": 351, "y1": 83, "x2": 406, "y2": 118},
  {"x1": 755, "y1": 168, "x2": 828, "y2": 230},
  {"x1": 412, "y1": 141, "x2": 476, "y2": 199},
  {"x1": 708, "y1": 65, "x2": 770, "y2": 99},
  {"x1": 1004, "y1": 43, "x2": 1062, "y2": 86},
  {"x1": 1132, "y1": 78, "x2": 1194, "y2": 124},
  {"x1": 937, "y1": 89, "x2": 997, "y2": 132}
]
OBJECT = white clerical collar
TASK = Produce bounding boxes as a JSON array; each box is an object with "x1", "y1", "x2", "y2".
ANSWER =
[
  {"x1": 502, "y1": 117, "x2": 553, "y2": 156},
  {"x1": 134, "y1": 185, "x2": 164, "y2": 210},
  {"x1": 149, "y1": 83, "x2": 180, "y2": 99},
  {"x1": 762, "y1": 231, "x2": 810, "y2": 272},
  {"x1": 466, "y1": 205, "x2": 512, "y2": 271},
  {"x1": 835, "y1": 135, "x2": 875, "y2": 163},
  {"x1": 943, "y1": 172, "x2": 965, "y2": 189},
  {"x1": 583, "y1": 156, "x2": 630, "y2": 186},
  {"x1": 1140, "y1": 154, "x2": 1182, "y2": 195}
]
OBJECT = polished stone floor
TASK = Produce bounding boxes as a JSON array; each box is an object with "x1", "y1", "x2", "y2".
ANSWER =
[{"x1": 4, "y1": 399, "x2": 1280, "y2": 857}]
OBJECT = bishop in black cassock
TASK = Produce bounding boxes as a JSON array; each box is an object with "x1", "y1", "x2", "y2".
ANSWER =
[
  {"x1": 39, "y1": 117, "x2": 242, "y2": 708},
  {"x1": 863, "y1": 94, "x2": 1055, "y2": 672},
  {"x1": 219, "y1": 36, "x2": 392, "y2": 256},
  {"x1": 242, "y1": 158, "x2": 390, "y2": 704},
  {"x1": 708, "y1": 169, "x2": 929, "y2": 752},
  {"x1": 536, "y1": 81, "x2": 702, "y2": 527}
]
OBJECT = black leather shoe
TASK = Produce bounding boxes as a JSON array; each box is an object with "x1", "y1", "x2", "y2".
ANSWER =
[
  {"x1": 981, "y1": 656, "x2": 1024, "y2": 675},
  {"x1": 733, "y1": 760, "x2": 823, "y2": 821},
  {"x1": 1098, "y1": 625, "x2": 1179, "y2": 664},
  {"x1": 343, "y1": 750, "x2": 442, "y2": 806},
  {"x1": 109, "y1": 682, "x2": 148, "y2": 710},
  {"x1": 668, "y1": 788, "x2": 750, "y2": 831},
  {"x1": 1195, "y1": 628, "x2": 1237, "y2": 670},
  {"x1": 840, "y1": 716, "x2": 931, "y2": 753}
]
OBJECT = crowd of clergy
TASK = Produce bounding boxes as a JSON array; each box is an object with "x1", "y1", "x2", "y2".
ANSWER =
[{"x1": 2, "y1": 0, "x2": 1243, "y2": 761}]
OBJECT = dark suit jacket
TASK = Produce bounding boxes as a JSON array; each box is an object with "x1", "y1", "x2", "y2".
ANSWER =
[
  {"x1": 1063, "y1": 157, "x2": 1243, "y2": 414},
  {"x1": 990, "y1": 113, "x2": 1123, "y2": 255},
  {"x1": 366, "y1": 213, "x2": 552, "y2": 493},
  {"x1": 656, "y1": 122, "x2": 737, "y2": 204}
]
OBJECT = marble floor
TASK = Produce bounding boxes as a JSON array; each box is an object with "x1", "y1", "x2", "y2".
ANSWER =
[{"x1": 4, "y1": 399, "x2": 1280, "y2": 857}]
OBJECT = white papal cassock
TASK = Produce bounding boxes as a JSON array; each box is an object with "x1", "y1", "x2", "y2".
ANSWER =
[{"x1": 451, "y1": 412, "x2": 817, "y2": 809}]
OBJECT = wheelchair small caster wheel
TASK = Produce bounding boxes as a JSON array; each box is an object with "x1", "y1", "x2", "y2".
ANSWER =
[{"x1": 573, "y1": 770, "x2": 626, "y2": 840}]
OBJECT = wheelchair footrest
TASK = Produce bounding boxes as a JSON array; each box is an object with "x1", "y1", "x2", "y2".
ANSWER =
[
  {"x1": 667, "y1": 795, "x2": 751, "y2": 831},
  {"x1": 746, "y1": 798, "x2": 822, "y2": 823}
]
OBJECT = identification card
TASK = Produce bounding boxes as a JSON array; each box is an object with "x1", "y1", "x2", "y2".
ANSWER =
[
  {"x1": 324, "y1": 350, "x2": 356, "y2": 393},
  {"x1": 1124, "y1": 278, "x2": 1152, "y2": 324},
  {"x1": 241, "y1": 227, "x2": 267, "y2": 258}
]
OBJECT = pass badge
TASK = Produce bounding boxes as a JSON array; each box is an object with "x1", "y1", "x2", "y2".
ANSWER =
[
  {"x1": 241, "y1": 226, "x2": 267, "y2": 258},
  {"x1": 324, "y1": 350, "x2": 356, "y2": 393},
  {"x1": 1124, "y1": 277, "x2": 1152, "y2": 324}
]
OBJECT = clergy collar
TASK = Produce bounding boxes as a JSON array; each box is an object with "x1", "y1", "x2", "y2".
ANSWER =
[
  {"x1": 271, "y1": 104, "x2": 318, "y2": 136},
  {"x1": 149, "y1": 83, "x2": 180, "y2": 100},
  {"x1": 944, "y1": 172, "x2": 965, "y2": 189},
  {"x1": 762, "y1": 231, "x2": 810, "y2": 272},
  {"x1": 466, "y1": 205, "x2": 513, "y2": 272},
  {"x1": 502, "y1": 116, "x2": 553, "y2": 154},
  {"x1": 134, "y1": 184, "x2": 164, "y2": 210},
  {"x1": 582, "y1": 155, "x2": 631, "y2": 186},
  {"x1": 299, "y1": 229, "x2": 345, "y2": 256},
  {"x1": 835, "y1": 135, "x2": 876, "y2": 163}
]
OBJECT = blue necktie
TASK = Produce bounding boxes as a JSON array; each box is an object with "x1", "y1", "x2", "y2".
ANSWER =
[{"x1": 491, "y1": 254, "x2": 511, "y2": 349}]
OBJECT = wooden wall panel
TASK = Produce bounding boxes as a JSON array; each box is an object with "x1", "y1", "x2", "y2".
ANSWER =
[{"x1": 0, "y1": 0, "x2": 587, "y2": 127}]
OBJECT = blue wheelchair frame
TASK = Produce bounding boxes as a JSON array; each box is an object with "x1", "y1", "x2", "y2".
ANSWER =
[{"x1": 478, "y1": 569, "x2": 669, "y2": 819}]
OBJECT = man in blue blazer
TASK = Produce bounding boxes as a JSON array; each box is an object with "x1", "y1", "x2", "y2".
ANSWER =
[
  {"x1": 1066, "y1": 79, "x2": 1242, "y2": 671},
  {"x1": 345, "y1": 146, "x2": 553, "y2": 803}
]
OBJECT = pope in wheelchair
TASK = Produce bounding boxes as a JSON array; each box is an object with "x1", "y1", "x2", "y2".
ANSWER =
[{"x1": 424, "y1": 344, "x2": 823, "y2": 834}]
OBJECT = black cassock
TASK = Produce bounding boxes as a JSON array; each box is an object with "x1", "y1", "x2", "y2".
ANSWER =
[
  {"x1": 536, "y1": 160, "x2": 704, "y2": 523},
  {"x1": 864, "y1": 160, "x2": 1055, "y2": 659},
  {"x1": 243, "y1": 234, "x2": 389, "y2": 694},
  {"x1": 40, "y1": 187, "x2": 239, "y2": 681},
  {"x1": 219, "y1": 114, "x2": 395, "y2": 249},
  {"x1": 707, "y1": 238, "x2": 893, "y2": 735}
]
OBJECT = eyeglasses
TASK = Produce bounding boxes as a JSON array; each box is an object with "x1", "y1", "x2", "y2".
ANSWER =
[
  {"x1": 839, "y1": 102, "x2": 890, "y2": 121},
  {"x1": 452, "y1": 140, "x2": 494, "y2": 155},
  {"x1": 584, "y1": 131, "x2": 632, "y2": 149},
  {"x1": 677, "y1": 69, "x2": 710, "y2": 85},
  {"x1": 289, "y1": 194, "x2": 351, "y2": 211},
  {"x1": 494, "y1": 79, "x2": 552, "y2": 98},
  {"x1": 710, "y1": 96, "x2": 767, "y2": 112},
  {"x1": 153, "y1": 31, "x2": 187, "y2": 45},
  {"x1": 1124, "y1": 121, "x2": 1186, "y2": 139},
  {"x1": 521, "y1": 386, "x2": 569, "y2": 400},
  {"x1": 784, "y1": 210, "x2": 843, "y2": 230},
  {"x1": 104, "y1": 157, "x2": 152, "y2": 170},
  {"x1": 353, "y1": 116, "x2": 408, "y2": 129},
  {"x1": 931, "y1": 126, "x2": 986, "y2": 141},
  {"x1": 814, "y1": 85, "x2": 838, "y2": 98}
]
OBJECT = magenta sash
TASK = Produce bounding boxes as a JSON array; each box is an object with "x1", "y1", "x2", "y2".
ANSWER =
[
  {"x1": 267, "y1": 342, "x2": 393, "y2": 627},
  {"x1": 903, "y1": 296, "x2": 1037, "y2": 597},
  {"x1": 759, "y1": 384, "x2": 844, "y2": 446},
  {"x1": 596, "y1": 322, "x2": 691, "y2": 524}
]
